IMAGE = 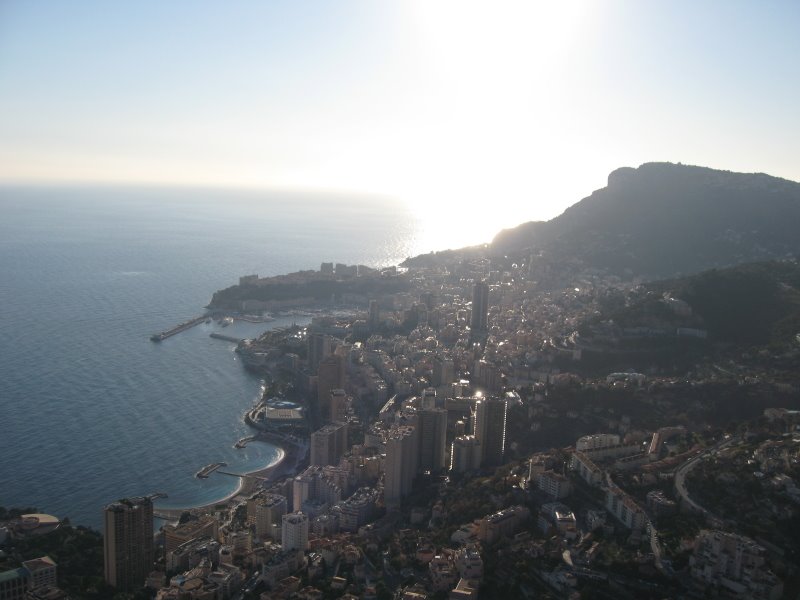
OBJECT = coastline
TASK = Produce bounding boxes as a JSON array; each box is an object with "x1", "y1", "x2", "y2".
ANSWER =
[{"x1": 154, "y1": 433, "x2": 306, "y2": 520}]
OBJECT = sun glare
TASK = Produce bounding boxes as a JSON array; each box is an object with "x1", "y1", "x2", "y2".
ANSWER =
[{"x1": 389, "y1": 1, "x2": 593, "y2": 249}]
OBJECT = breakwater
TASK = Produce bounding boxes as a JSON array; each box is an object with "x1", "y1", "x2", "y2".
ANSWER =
[
  {"x1": 150, "y1": 315, "x2": 207, "y2": 341},
  {"x1": 195, "y1": 462, "x2": 227, "y2": 479},
  {"x1": 209, "y1": 333, "x2": 244, "y2": 343}
]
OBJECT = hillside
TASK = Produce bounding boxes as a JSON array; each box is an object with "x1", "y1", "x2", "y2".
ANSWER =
[
  {"x1": 492, "y1": 163, "x2": 800, "y2": 278},
  {"x1": 589, "y1": 261, "x2": 800, "y2": 348},
  {"x1": 647, "y1": 261, "x2": 800, "y2": 347}
]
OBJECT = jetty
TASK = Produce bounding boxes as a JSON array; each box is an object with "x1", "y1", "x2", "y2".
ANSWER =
[
  {"x1": 195, "y1": 462, "x2": 227, "y2": 479},
  {"x1": 151, "y1": 316, "x2": 207, "y2": 342},
  {"x1": 210, "y1": 333, "x2": 244, "y2": 343},
  {"x1": 217, "y1": 470, "x2": 270, "y2": 482},
  {"x1": 234, "y1": 315, "x2": 275, "y2": 323},
  {"x1": 234, "y1": 436, "x2": 256, "y2": 449}
]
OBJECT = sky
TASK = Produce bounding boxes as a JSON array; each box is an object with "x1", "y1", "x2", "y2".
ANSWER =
[{"x1": 1, "y1": 1, "x2": 798, "y2": 248}]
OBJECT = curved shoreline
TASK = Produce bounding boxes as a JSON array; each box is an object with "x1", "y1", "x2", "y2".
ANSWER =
[
  {"x1": 210, "y1": 443, "x2": 287, "y2": 507},
  {"x1": 154, "y1": 434, "x2": 305, "y2": 520}
]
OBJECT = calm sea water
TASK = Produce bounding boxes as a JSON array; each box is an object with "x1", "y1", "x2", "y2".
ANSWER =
[{"x1": 0, "y1": 185, "x2": 423, "y2": 529}]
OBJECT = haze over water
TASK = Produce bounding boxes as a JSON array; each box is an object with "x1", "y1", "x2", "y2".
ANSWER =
[{"x1": 0, "y1": 185, "x2": 424, "y2": 529}]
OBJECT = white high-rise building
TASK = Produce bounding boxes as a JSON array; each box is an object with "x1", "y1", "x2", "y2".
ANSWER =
[
  {"x1": 281, "y1": 512, "x2": 309, "y2": 551},
  {"x1": 292, "y1": 466, "x2": 342, "y2": 512},
  {"x1": 254, "y1": 494, "x2": 286, "y2": 541}
]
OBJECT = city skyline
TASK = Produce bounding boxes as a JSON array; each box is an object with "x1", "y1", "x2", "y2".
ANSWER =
[{"x1": 2, "y1": 4, "x2": 800, "y2": 595}]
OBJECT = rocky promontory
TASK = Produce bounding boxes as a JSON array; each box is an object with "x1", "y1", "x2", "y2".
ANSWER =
[{"x1": 207, "y1": 263, "x2": 411, "y2": 311}]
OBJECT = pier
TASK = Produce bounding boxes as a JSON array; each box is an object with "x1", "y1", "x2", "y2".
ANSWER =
[
  {"x1": 234, "y1": 315, "x2": 275, "y2": 323},
  {"x1": 150, "y1": 315, "x2": 207, "y2": 342},
  {"x1": 195, "y1": 462, "x2": 227, "y2": 479},
  {"x1": 217, "y1": 470, "x2": 270, "y2": 481}
]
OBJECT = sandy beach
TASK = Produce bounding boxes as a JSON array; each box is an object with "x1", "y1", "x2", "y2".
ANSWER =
[{"x1": 154, "y1": 433, "x2": 306, "y2": 520}]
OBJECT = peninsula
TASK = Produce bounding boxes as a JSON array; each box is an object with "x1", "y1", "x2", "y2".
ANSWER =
[{"x1": 207, "y1": 263, "x2": 411, "y2": 313}]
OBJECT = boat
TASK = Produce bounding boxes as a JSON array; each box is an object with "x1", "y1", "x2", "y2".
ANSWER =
[{"x1": 221, "y1": 317, "x2": 234, "y2": 327}]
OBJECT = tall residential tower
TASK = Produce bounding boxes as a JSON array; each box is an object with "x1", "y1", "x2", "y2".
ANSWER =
[
  {"x1": 104, "y1": 496, "x2": 154, "y2": 591},
  {"x1": 473, "y1": 397, "x2": 507, "y2": 467},
  {"x1": 470, "y1": 281, "x2": 489, "y2": 333}
]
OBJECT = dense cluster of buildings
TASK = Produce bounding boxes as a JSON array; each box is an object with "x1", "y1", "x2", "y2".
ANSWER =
[
  {"x1": 0, "y1": 557, "x2": 58, "y2": 600},
  {"x1": 4, "y1": 258, "x2": 797, "y2": 598}
]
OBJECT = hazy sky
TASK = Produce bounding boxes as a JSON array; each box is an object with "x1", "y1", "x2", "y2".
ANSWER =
[{"x1": 1, "y1": 1, "x2": 798, "y2": 246}]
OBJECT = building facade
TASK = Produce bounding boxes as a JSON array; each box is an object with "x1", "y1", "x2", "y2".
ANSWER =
[
  {"x1": 470, "y1": 282, "x2": 489, "y2": 333},
  {"x1": 418, "y1": 408, "x2": 448, "y2": 472},
  {"x1": 104, "y1": 496, "x2": 154, "y2": 591},
  {"x1": 310, "y1": 421, "x2": 348, "y2": 467},
  {"x1": 473, "y1": 397, "x2": 507, "y2": 467},
  {"x1": 383, "y1": 425, "x2": 418, "y2": 506},
  {"x1": 254, "y1": 494, "x2": 287, "y2": 541},
  {"x1": 281, "y1": 512, "x2": 310, "y2": 552},
  {"x1": 450, "y1": 435, "x2": 482, "y2": 473}
]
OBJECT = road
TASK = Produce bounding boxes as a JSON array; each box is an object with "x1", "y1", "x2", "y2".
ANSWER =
[{"x1": 673, "y1": 435, "x2": 737, "y2": 519}]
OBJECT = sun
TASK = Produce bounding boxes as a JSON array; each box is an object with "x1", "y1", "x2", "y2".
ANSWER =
[{"x1": 386, "y1": 1, "x2": 594, "y2": 249}]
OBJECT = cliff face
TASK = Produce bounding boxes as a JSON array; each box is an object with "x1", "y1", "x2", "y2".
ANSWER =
[{"x1": 492, "y1": 162, "x2": 800, "y2": 278}]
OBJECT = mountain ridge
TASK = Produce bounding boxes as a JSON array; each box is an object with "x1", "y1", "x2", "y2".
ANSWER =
[{"x1": 490, "y1": 162, "x2": 800, "y2": 279}]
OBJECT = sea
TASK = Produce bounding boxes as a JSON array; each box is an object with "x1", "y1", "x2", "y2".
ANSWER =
[{"x1": 0, "y1": 184, "x2": 425, "y2": 530}]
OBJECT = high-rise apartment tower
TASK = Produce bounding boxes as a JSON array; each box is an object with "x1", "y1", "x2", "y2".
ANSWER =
[
  {"x1": 104, "y1": 496, "x2": 154, "y2": 591},
  {"x1": 473, "y1": 397, "x2": 507, "y2": 467},
  {"x1": 470, "y1": 281, "x2": 489, "y2": 332}
]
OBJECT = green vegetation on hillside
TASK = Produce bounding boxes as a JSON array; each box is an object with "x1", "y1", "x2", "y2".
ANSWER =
[
  {"x1": 0, "y1": 507, "x2": 110, "y2": 600},
  {"x1": 651, "y1": 261, "x2": 800, "y2": 346},
  {"x1": 492, "y1": 163, "x2": 800, "y2": 279}
]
